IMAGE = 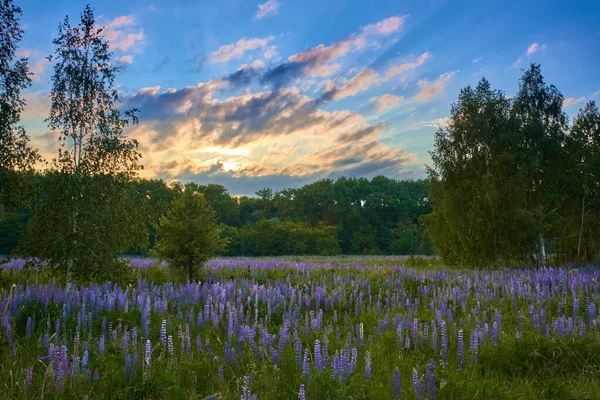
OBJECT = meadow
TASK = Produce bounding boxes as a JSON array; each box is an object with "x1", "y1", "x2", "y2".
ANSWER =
[{"x1": 1, "y1": 256, "x2": 600, "y2": 399}]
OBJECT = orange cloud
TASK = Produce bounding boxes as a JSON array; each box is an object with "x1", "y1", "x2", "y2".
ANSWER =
[{"x1": 414, "y1": 71, "x2": 457, "y2": 103}]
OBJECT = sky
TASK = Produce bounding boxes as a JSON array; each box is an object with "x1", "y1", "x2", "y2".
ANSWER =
[{"x1": 15, "y1": 0, "x2": 600, "y2": 196}]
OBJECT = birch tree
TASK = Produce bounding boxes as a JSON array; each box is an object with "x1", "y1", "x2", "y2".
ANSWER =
[{"x1": 19, "y1": 5, "x2": 143, "y2": 287}]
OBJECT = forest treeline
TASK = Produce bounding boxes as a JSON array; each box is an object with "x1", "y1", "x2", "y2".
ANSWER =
[
  {"x1": 0, "y1": 176, "x2": 433, "y2": 257},
  {"x1": 1, "y1": 1, "x2": 600, "y2": 280}
]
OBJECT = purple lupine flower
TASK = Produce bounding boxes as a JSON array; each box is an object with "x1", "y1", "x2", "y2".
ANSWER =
[
  {"x1": 295, "y1": 338, "x2": 303, "y2": 367},
  {"x1": 26, "y1": 366, "x2": 33, "y2": 388},
  {"x1": 392, "y1": 369, "x2": 401, "y2": 399},
  {"x1": 303, "y1": 349, "x2": 311, "y2": 380},
  {"x1": 586, "y1": 298, "x2": 597, "y2": 323},
  {"x1": 126, "y1": 354, "x2": 131, "y2": 378},
  {"x1": 82, "y1": 350, "x2": 89, "y2": 368},
  {"x1": 397, "y1": 324, "x2": 403, "y2": 348},
  {"x1": 413, "y1": 318, "x2": 419, "y2": 347},
  {"x1": 351, "y1": 347, "x2": 358, "y2": 373},
  {"x1": 133, "y1": 350, "x2": 139, "y2": 367},
  {"x1": 431, "y1": 321, "x2": 437, "y2": 351},
  {"x1": 131, "y1": 327, "x2": 138, "y2": 348},
  {"x1": 412, "y1": 368, "x2": 421, "y2": 400},
  {"x1": 470, "y1": 330, "x2": 478, "y2": 364},
  {"x1": 196, "y1": 334, "x2": 202, "y2": 353},
  {"x1": 145, "y1": 340, "x2": 152, "y2": 367},
  {"x1": 99, "y1": 335, "x2": 105, "y2": 355},
  {"x1": 160, "y1": 320, "x2": 167, "y2": 348},
  {"x1": 573, "y1": 298, "x2": 579, "y2": 318},
  {"x1": 364, "y1": 351, "x2": 372, "y2": 381},
  {"x1": 93, "y1": 369, "x2": 99, "y2": 382},
  {"x1": 492, "y1": 321, "x2": 498, "y2": 346},
  {"x1": 298, "y1": 384, "x2": 306, "y2": 400},
  {"x1": 186, "y1": 333, "x2": 191, "y2": 356},
  {"x1": 240, "y1": 375, "x2": 257, "y2": 400},
  {"x1": 457, "y1": 329, "x2": 464, "y2": 369},
  {"x1": 440, "y1": 320, "x2": 448, "y2": 364},
  {"x1": 167, "y1": 335, "x2": 174, "y2": 356},
  {"x1": 314, "y1": 339, "x2": 322, "y2": 371},
  {"x1": 26, "y1": 317, "x2": 33, "y2": 339},
  {"x1": 426, "y1": 360, "x2": 436, "y2": 399},
  {"x1": 122, "y1": 330, "x2": 129, "y2": 353}
]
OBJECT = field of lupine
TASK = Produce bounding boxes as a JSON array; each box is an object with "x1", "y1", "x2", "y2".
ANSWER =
[{"x1": 1, "y1": 257, "x2": 600, "y2": 399}]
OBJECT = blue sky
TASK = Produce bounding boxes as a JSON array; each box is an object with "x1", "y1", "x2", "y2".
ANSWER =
[{"x1": 16, "y1": 0, "x2": 600, "y2": 195}]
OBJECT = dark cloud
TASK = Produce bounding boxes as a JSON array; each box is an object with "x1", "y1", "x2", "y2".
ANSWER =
[
  {"x1": 259, "y1": 61, "x2": 305, "y2": 89},
  {"x1": 222, "y1": 66, "x2": 261, "y2": 89}
]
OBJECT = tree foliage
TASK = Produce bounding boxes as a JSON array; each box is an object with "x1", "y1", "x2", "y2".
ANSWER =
[
  {"x1": 153, "y1": 184, "x2": 226, "y2": 280},
  {"x1": 18, "y1": 5, "x2": 143, "y2": 284},
  {"x1": 0, "y1": 0, "x2": 39, "y2": 213},
  {"x1": 423, "y1": 64, "x2": 600, "y2": 266}
]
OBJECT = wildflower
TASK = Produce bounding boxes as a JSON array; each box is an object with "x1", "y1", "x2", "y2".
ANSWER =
[
  {"x1": 426, "y1": 360, "x2": 436, "y2": 399},
  {"x1": 364, "y1": 351, "x2": 372, "y2": 381},
  {"x1": 26, "y1": 366, "x2": 33, "y2": 388},
  {"x1": 470, "y1": 330, "x2": 478, "y2": 364},
  {"x1": 492, "y1": 321, "x2": 498, "y2": 346},
  {"x1": 168, "y1": 335, "x2": 174, "y2": 356},
  {"x1": 303, "y1": 349, "x2": 310, "y2": 380},
  {"x1": 298, "y1": 384, "x2": 306, "y2": 400},
  {"x1": 457, "y1": 329, "x2": 464, "y2": 369},
  {"x1": 412, "y1": 367, "x2": 421, "y2": 400},
  {"x1": 125, "y1": 354, "x2": 131, "y2": 378},
  {"x1": 440, "y1": 320, "x2": 448, "y2": 364},
  {"x1": 392, "y1": 369, "x2": 401, "y2": 399},
  {"x1": 26, "y1": 317, "x2": 32, "y2": 339},
  {"x1": 314, "y1": 339, "x2": 322, "y2": 371},
  {"x1": 160, "y1": 319, "x2": 167, "y2": 348},
  {"x1": 145, "y1": 340, "x2": 152, "y2": 367}
]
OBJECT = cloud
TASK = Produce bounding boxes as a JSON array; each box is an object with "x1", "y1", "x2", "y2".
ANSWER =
[
  {"x1": 17, "y1": 48, "x2": 33, "y2": 58},
  {"x1": 308, "y1": 140, "x2": 414, "y2": 174},
  {"x1": 232, "y1": 15, "x2": 407, "y2": 89},
  {"x1": 360, "y1": 15, "x2": 407, "y2": 35},
  {"x1": 526, "y1": 42, "x2": 543, "y2": 56},
  {"x1": 526, "y1": 43, "x2": 539, "y2": 56},
  {"x1": 118, "y1": 55, "x2": 134, "y2": 64},
  {"x1": 254, "y1": 0, "x2": 280, "y2": 19},
  {"x1": 563, "y1": 96, "x2": 586, "y2": 109},
  {"x1": 30, "y1": 57, "x2": 50, "y2": 82},
  {"x1": 121, "y1": 74, "x2": 410, "y2": 187},
  {"x1": 591, "y1": 90, "x2": 600, "y2": 98},
  {"x1": 369, "y1": 94, "x2": 404, "y2": 110},
  {"x1": 385, "y1": 52, "x2": 430, "y2": 80},
  {"x1": 414, "y1": 71, "x2": 457, "y2": 102},
  {"x1": 512, "y1": 57, "x2": 522, "y2": 68},
  {"x1": 319, "y1": 69, "x2": 379, "y2": 102},
  {"x1": 472, "y1": 57, "x2": 482, "y2": 64},
  {"x1": 102, "y1": 15, "x2": 145, "y2": 52},
  {"x1": 211, "y1": 36, "x2": 275, "y2": 63},
  {"x1": 419, "y1": 117, "x2": 450, "y2": 128}
]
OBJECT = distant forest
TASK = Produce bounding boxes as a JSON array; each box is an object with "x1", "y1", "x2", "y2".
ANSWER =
[{"x1": 0, "y1": 176, "x2": 433, "y2": 257}]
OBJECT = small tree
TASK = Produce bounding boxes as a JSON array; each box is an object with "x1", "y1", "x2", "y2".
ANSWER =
[{"x1": 153, "y1": 184, "x2": 226, "y2": 281}]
